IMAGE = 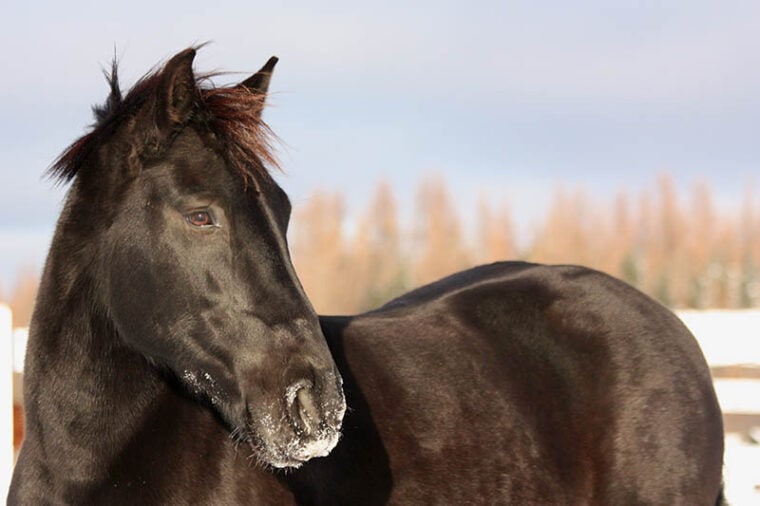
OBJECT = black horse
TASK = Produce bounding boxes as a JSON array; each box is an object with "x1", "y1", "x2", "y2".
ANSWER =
[{"x1": 9, "y1": 48, "x2": 725, "y2": 505}]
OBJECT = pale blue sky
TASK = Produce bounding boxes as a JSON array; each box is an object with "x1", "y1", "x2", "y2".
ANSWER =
[{"x1": 1, "y1": 1, "x2": 759, "y2": 288}]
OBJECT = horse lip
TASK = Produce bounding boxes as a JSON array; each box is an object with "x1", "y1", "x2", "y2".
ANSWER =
[
  {"x1": 294, "y1": 427, "x2": 341, "y2": 459},
  {"x1": 266, "y1": 426, "x2": 342, "y2": 469}
]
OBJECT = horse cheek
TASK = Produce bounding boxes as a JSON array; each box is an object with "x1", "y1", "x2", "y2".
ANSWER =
[{"x1": 105, "y1": 238, "x2": 176, "y2": 356}]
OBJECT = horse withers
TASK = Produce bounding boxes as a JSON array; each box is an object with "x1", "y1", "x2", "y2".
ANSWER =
[{"x1": 9, "y1": 48, "x2": 724, "y2": 505}]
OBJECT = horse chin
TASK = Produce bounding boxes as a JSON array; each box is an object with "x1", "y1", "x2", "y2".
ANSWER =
[
  {"x1": 258, "y1": 426, "x2": 342, "y2": 469},
  {"x1": 247, "y1": 422, "x2": 342, "y2": 469}
]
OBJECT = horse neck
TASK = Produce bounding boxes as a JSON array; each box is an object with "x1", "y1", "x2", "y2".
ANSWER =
[
  {"x1": 17, "y1": 228, "x2": 291, "y2": 503},
  {"x1": 20, "y1": 233, "x2": 168, "y2": 482}
]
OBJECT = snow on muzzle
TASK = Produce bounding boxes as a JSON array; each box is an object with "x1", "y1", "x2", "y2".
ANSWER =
[{"x1": 247, "y1": 368, "x2": 346, "y2": 469}]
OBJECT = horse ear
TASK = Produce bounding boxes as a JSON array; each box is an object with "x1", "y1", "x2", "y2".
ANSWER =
[
  {"x1": 240, "y1": 56, "x2": 278, "y2": 96},
  {"x1": 155, "y1": 48, "x2": 198, "y2": 130}
]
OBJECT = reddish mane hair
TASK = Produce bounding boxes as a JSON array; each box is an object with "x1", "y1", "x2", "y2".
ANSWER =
[{"x1": 49, "y1": 51, "x2": 278, "y2": 186}]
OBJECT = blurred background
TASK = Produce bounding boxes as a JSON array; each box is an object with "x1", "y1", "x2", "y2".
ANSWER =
[{"x1": 1, "y1": 1, "x2": 758, "y2": 502}]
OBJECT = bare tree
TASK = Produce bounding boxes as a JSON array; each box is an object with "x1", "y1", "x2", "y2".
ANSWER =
[
  {"x1": 476, "y1": 193, "x2": 515, "y2": 264},
  {"x1": 290, "y1": 190, "x2": 351, "y2": 314},
  {"x1": 413, "y1": 176, "x2": 470, "y2": 286},
  {"x1": 353, "y1": 180, "x2": 407, "y2": 309},
  {"x1": 286, "y1": 173, "x2": 757, "y2": 310}
]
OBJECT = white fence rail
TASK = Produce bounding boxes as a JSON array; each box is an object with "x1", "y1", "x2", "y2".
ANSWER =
[
  {"x1": 676, "y1": 310, "x2": 760, "y2": 505},
  {"x1": 677, "y1": 310, "x2": 760, "y2": 367}
]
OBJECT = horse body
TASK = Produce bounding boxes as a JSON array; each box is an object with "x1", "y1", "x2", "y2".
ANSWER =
[
  {"x1": 9, "y1": 48, "x2": 724, "y2": 505},
  {"x1": 304, "y1": 262, "x2": 724, "y2": 504}
]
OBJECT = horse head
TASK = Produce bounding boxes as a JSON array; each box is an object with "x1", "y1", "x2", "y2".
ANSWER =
[{"x1": 54, "y1": 48, "x2": 345, "y2": 468}]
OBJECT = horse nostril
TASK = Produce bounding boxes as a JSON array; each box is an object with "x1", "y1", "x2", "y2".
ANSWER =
[
  {"x1": 287, "y1": 382, "x2": 320, "y2": 436},
  {"x1": 296, "y1": 387, "x2": 319, "y2": 435}
]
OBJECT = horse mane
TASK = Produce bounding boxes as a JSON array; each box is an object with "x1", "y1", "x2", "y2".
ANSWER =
[{"x1": 49, "y1": 50, "x2": 279, "y2": 186}]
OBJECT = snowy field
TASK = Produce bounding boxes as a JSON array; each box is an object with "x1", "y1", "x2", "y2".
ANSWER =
[
  {"x1": 677, "y1": 310, "x2": 760, "y2": 505},
  {"x1": 724, "y1": 434, "x2": 760, "y2": 505}
]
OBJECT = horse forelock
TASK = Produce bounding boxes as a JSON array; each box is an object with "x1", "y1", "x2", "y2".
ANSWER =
[
  {"x1": 48, "y1": 48, "x2": 279, "y2": 187},
  {"x1": 201, "y1": 83, "x2": 280, "y2": 188}
]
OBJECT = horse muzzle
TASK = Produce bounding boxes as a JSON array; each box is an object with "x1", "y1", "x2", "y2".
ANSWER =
[{"x1": 247, "y1": 368, "x2": 346, "y2": 469}]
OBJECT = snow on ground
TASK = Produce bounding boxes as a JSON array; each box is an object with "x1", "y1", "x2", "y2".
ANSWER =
[
  {"x1": 724, "y1": 435, "x2": 760, "y2": 506},
  {"x1": 677, "y1": 310, "x2": 760, "y2": 506}
]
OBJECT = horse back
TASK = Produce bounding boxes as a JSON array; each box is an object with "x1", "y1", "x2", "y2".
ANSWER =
[{"x1": 321, "y1": 261, "x2": 724, "y2": 505}]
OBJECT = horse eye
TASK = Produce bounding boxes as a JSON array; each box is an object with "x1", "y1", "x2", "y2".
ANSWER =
[{"x1": 185, "y1": 210, "x2": 215, "y2": 227}]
